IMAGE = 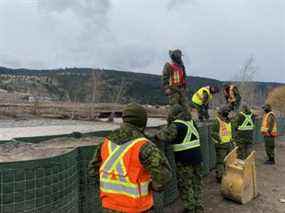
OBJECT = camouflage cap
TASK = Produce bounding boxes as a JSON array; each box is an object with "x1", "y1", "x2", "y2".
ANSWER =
[
  {"x1": 169, "y1": 49, "x2": 182, "y2": 59},
  {"x1": 122, "y1": 103, "x2": 147, "y2": 129}
]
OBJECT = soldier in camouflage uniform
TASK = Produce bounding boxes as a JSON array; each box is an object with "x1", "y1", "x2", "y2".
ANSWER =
[
  {"x1": 162, "y1": 49, "x2": 188, "y2": 109},
  {"x1": 211, "y1": 106, "x2": 234, "y2": 183},
  {"x1": 155, "y1": 104, "x2": 204, "y2": 213},
  {"x1": 192, "y1": 86, "x2": 220, "y2": 121},
  {"x1": 232, "y1": 104, "x2": 255, "y2": 160},
  {"x1": 261, "y1": 104, "x2": 278, "y2": 165},
  {"x1": 88, "y1": 103, "x2": 172, "y2": 213},
  {"x1": 223, "y1": 84, "x2": 241, "y2": 112}
]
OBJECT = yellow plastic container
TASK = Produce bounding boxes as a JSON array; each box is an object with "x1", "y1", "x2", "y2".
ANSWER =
[{"x1": 221, "y1": 147, "x2": 258, "y2": 204}]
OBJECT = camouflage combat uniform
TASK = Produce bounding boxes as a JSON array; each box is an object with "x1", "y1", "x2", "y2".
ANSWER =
[
  {"x1": 224, "y1": 85, "x2": 241, "y2": 112},
  {"x1": 261, "y1": 107, "x2": 277, "y2": 163},
  {"x1": 88, "y1": 112, "x2": 172, "y2": 213},
  {"x1": 155, "y1": 105, "x2": 204, "y2": 213},
  {"x1": 211, "y1": 111, "x2": 234, "y2": 182},
  {"x1": 162, "y1": 49, "x2": 189, "y2": 109},
  {"x1": 232, "y1": 108, "x2": 255, "y2": 160},
  {"x1": 192, "y1": 90, "x2": 210, "y2": 121},
  {"x1": 264, "y1": 114, "x2": 275, "y2": 161}
]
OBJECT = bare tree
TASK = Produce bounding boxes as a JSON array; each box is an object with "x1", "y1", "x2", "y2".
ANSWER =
[
  {"x1": 266, "y1": 86, "x2": 285, "y2": 116},
  {"x1": 88, "y1": 69, "x2": 105, "y2": 120},
  {"x1": 108, "y1": 78, "x2": 128, "y2": 122},
  {"x1": 232, "y1": 55, "x2": 262, "y2": 107}
]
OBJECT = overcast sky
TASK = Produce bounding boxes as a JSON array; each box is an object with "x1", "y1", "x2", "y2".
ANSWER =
[{"x1": 0, "y1": 0, "x2": 284, "y2": 82}]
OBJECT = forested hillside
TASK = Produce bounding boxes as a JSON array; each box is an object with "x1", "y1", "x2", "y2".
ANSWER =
[{"x1": 0, "y1": 66, "x2": 282, "y2": 105}]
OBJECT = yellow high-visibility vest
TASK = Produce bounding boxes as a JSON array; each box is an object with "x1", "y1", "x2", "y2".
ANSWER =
[
  {"x1": 192, "y1": 86, "x2": 213, "y2": 106},
  {"x1": 173, "y1": 120, "x2": 200, "y2": 152},
  {"x1": 217, "y1": 117, "x2": 232, "y2": 144}
]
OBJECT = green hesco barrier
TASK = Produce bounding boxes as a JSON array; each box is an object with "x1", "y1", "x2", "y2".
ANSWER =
[
  {"x1": 253, "y1": 119, "x2": 263, "y2": 143},
  {"x1": 0, "y1": 149, "x2": 79, "y2": 213},
  {"x1": 3, "y1": 119, "x2": 284, "y2": 213},
  {"x1": 77, "y1": 145, "x2": 102, "y2": 213},
  {"x1": 207, "y1": 125, "x2": 216, "y2": 170},
  {"x1": 277, "y1": 118, "x2": 285, "y2": 137},
  {"x1": 14, "y1": 134, "x2": 72, "y2": 144},
  {"x1": 198, "y1": 123, "x2": 210, "y2": 175}
]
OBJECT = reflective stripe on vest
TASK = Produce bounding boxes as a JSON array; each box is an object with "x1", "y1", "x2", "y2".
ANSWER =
[
  {"x1": 192, "y1": 86, "x2": 213, "y2": 106},
  {"x1": 100, "y1": 179, "x2": 149, "y2": 198},
  {"x1": 261, "y1": 112, "x2": 278, "y2": 137},
  {"x1": 169, "y1": 63, "x2": 185, "y2": 86},
  {"x1": 238, "y1": 112, "x2": 254, "y2": 131},
  {"x1": 173, "y1": 120, "x2": 200, "y2": 152},
  {"x1": 100, "y1": 138, "x2": 150, "y2": 198},
  {"x1": 217, "y1": 117, "x2": 232, "y2": 144}
]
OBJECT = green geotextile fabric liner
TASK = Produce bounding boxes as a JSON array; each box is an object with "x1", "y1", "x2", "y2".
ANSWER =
[
  {"x1": 198, "y1": 124, "x2": 210, "y2": 175},
  {"x1": 0, "y1": 149, "x2": 79, "y2": 213},
  {"x1": 13, "y1": 132, "x2": 108, "y2": 144},
  {"x1": 14, "y1": 134, "x2": 72, "y2": 144},
  {"x1": 77, "y1": 146, "x2": 102, "y2": 213}
]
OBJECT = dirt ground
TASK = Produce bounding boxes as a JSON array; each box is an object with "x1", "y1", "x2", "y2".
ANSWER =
[{"x1": 204, "y1": 140, "x2": 285, "y2": 213}]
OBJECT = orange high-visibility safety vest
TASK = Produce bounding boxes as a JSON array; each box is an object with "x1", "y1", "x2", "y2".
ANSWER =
[
  {"x1": 169, "y1": 63, "x2": 186, "y2": 87},
  {"x1": 228, "y1": 85, "x2": 236, "y2": 103},
  {"x1": 99, "y1": 137, "x2": 153, "y2": 213},
  {"x1": 261, "y1": 112, "x2": 278, "y2": 137}
]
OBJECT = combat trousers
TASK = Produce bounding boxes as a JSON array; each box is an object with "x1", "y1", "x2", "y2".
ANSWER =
[
  {"x1": 264, "y1": 136, "x2": 275, "y2": 160},
  {"x1": 176, "y1": 162, "x2": 204, "y2": 213},
  {"x1": 236, "y1": 140, "x2": 253, "y2": 160},
  {"x1": 193, "y1": 103, "x2": 209, "y2": 121},
  {"x1": 168, "y1": 88, "x2": 189, "y2": 108},
  {"x1": 227, "y1": 101, "x2": 240, "y2": 112},
  {"x1": 215, "y1": 142, "x2": 234, "y2": 180}
]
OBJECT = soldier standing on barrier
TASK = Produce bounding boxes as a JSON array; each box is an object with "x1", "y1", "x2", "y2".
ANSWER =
[
  {"x1": 154, "y1": 104, "x2": 204, "y2": 213},
  {"x1": 211, "y1": 106, "x2": 234, "y2": 183},
  {"x1": 261, "y1": 104, "x2": 278, "y2": 165},
  {"x1": 88, "y1": 103, "x2": 172, "y2": 213},
  {"x1": 223, "y1": 84, "x2": 241, "y2": 112},
  {"x1": 233, "y1": 104, "x2": 255, "y2": 160},
  {"x1": 162, "y1": 49, "x2": 188, "y2": 109}
]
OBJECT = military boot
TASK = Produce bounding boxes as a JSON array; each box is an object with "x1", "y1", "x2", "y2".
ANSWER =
[
  {"x1": 264, "y1": 159, "x2": 275, "y2": 165},
  {"x1": 183, "y1": 209, "x2": 195, "y2": 213}
]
